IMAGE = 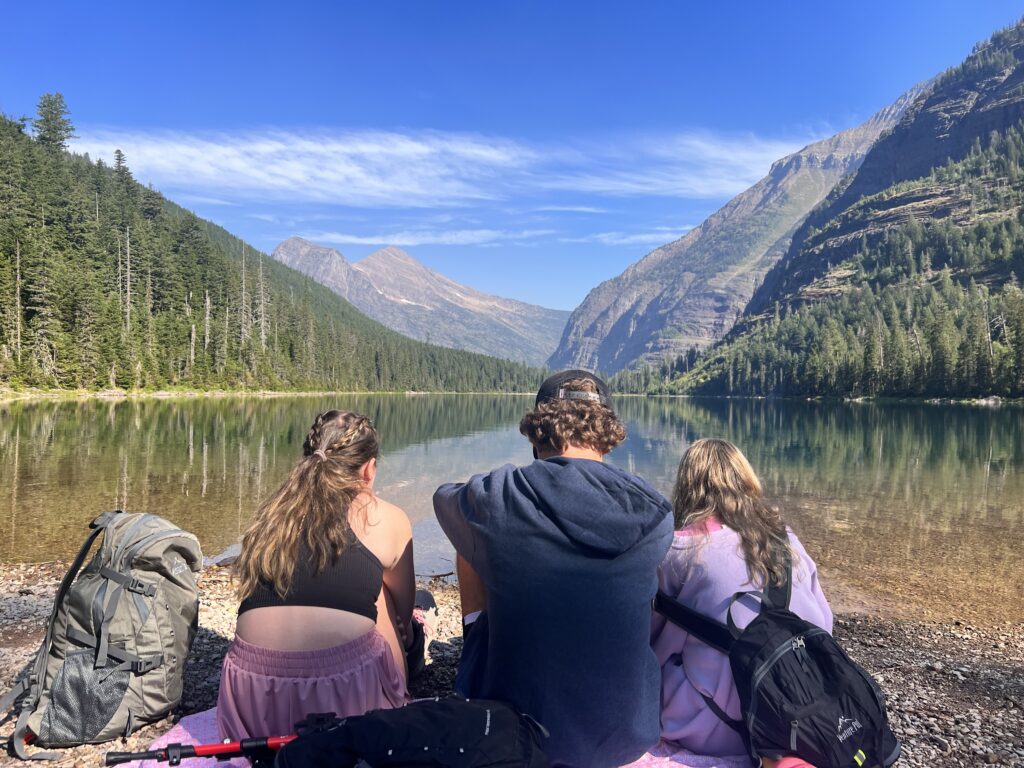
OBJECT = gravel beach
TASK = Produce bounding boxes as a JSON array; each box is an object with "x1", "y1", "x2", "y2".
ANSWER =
[{"x1": 1, "y1": 563, "x2": 1021, "y2": 767}]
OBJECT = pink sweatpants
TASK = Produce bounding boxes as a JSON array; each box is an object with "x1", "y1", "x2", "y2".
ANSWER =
[{"x1": 216, "y1": 631, "x2": 408, "y2": 740}]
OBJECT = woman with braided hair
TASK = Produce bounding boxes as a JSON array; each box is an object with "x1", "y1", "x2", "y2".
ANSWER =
[{"x1": 216, "y1": 410, "x2": 417, "y2": 741}]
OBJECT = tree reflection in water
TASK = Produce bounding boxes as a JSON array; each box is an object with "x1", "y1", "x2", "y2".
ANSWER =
[
  {"x1": 613, "y1": 397, "x2": 1024, "y2": 623},
  {"x1": 1, "y1": 395, "x2": 1021, "y2": 623}
]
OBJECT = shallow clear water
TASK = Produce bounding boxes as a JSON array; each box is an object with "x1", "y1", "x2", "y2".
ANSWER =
[{"x1": 1, "y1": 395, "x2": 1021, "y2": 623}]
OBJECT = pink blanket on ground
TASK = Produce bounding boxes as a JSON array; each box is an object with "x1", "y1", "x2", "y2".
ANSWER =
[
  {"x1": 622, "y1": 742, "x2": 750, "y2": 767},
  {"x1": 126, "y1": 707, "x2": 751, "y2": 768},
  {"x1": 122, "y1": 708, "x2": 246, "y2": 768}
]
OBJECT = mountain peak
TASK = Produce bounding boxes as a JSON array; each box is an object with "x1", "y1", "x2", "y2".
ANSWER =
[
  {"x1": 271, "y1": 236, "x2": 360, "y2": 300},
  {"x1": 358, "y1": 245, "x2": 421, "y2": 271},
  {"x1": 273, "y1": 236, "x2": 348, "y2": 264},
  {"x1": 273, "y1": 237, "x2": 570, "y2": 365},
  {"x1": 279, "y1": 234, "x2": 313, "y2": 248},
  {"x1": 366, "y1": 245, "x2": 416, "y2": 263}
]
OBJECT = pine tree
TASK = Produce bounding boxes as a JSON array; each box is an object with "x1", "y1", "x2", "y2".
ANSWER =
[{"x1": 32, "y1": 93, "x2": 76, "y2": 152}]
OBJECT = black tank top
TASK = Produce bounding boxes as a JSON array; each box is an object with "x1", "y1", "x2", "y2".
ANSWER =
[{"x1": 238, "y1": 538, "x2": 384, "y2": 620}]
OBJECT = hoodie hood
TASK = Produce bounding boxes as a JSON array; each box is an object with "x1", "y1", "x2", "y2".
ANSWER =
[{"x1": 517, "y1": 457, "x2": 672, "y2": 557}]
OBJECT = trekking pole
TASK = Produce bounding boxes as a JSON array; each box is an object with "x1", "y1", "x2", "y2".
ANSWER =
[
  {"x1": 104, "y1": 713, "x2": 342, "y2": 766},
  {"x1": 104, "y1": 734, "x2": 296, "y2": 765}
]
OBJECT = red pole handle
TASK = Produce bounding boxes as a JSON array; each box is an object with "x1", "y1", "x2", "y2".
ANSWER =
[{"x1": 191, "y1": 735, "x2": 297, "y2": 758}]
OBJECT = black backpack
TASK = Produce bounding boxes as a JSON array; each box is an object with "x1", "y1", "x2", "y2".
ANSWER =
[
  {"x1": 274, "y1": 696, "x2": 550, "y2": 768},
  {"x1": 654, "y1": 562, "x2": 900, "y2": 768}
]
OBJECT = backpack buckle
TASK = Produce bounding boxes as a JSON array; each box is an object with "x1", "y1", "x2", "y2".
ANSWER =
[
  {"x1": 127, "y1": 578, "x2": 157, "y2": 597},
  {"x1": 131, "y1": 655, "x2": 163, "y2": 675}
]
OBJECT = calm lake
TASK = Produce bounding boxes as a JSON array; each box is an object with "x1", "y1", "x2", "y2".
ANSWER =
[{"x1": 1, "y1": 395, "x2": 1021, "y2": 625}]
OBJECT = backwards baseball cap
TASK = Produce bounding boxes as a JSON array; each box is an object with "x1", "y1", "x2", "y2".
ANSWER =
[{"x1": 535, "y1": 369, "x2": 612, "y2": 407}]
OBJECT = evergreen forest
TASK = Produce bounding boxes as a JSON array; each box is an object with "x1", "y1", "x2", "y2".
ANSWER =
[{"x1": 0, "y1": 95, "x2": 542, "y2": 394}]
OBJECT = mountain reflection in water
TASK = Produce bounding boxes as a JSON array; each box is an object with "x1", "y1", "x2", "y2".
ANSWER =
[{"x1": 1, "y1": 395, "x2": 1020, "y2": 624}]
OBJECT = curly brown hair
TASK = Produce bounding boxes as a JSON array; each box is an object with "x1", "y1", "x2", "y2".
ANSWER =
[{"x1": 519, "y1": 377, "x2": 626, "y2": 455}]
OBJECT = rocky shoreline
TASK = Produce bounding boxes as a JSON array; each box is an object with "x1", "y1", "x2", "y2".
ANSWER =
[{"x1": 1, "y1": 563, "x2": 1022, "y2": 767}]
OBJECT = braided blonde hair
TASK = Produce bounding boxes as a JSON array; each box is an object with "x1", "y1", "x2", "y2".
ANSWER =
[{"x1": 235, "y1": 410, "x2": 379, "y2": 599}]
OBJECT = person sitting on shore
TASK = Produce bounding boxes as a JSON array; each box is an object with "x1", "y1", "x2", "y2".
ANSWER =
[
  {"x1": 217, "y1": 410, "x2": 417, "y2": 741},
  {"x1": 651, "y1": 438, "x2": 832, "y2": 766},
  {"x1": 433, "y1": 370, "x2": 674, "y2": 768}
]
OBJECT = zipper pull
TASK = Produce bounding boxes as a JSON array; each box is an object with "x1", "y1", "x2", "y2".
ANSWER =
[
  {"x1": 790, "y1": 720, "x2": 799, "y2": 752},
  {"x1": 792, "y1": 636, "x2": 811, "y2": 672}
]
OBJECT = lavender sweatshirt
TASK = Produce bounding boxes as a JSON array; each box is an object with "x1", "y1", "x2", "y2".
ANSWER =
[{"x1": 650, "y1": 520, "x2": 833, "y2": 757}]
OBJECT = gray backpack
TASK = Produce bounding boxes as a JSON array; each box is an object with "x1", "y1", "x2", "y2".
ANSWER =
[{"x1": 1, "y1": 511, "x2": 203, "y2": 759}]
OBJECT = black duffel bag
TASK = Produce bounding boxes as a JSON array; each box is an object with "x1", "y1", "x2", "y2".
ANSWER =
[{"x1": 275, "y1": 696, "x2": 549, "y2": 768}]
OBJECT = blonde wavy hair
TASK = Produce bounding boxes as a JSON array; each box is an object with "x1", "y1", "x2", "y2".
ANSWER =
[
  {"x1": 519, "y1": 377, "x2": 626, "y2": 455},
  {"x1": 672, "y1": 438, "x2": 791, "y2": 588},
  {"x1": 234, "y1": 410, "x2": 379, "y2": 600}
]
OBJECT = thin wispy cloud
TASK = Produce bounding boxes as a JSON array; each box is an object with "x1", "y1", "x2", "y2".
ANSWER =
[
  {"x1": 73, "y1": 129, "x2": 535, "y2": 208},
  {"x1": 541, "y1": 132, "x2": 810, "y2": 198},
  {"x1": 72, "y1": 127, "x2": 815, "y2": 208},
  {"x1": 302, "y1": 228, "x2": 555, "y2": 247},
  {"x1": 177, "y1": 194, "x2": 237, "y2": 207},
  {"x1": 560, "y1": 226, "x2": 695, "y2": 247},
  {"x1": 534, "y1": 205, "x2": 610, "y2": 214}
]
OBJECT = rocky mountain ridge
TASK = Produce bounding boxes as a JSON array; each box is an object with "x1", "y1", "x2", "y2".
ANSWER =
[
  {"x1": 547, "y1": 84, "x2": 928, "y2": 375},
  {"x1": 674, "y1": 19, "x2": 1024, "y2": 398},
  {"x1": 747, "y1": 27, "x2": 1024, "y2": 316},
  {"x1": 272, "y1": 237, "x2": 570, "y2": 366}
]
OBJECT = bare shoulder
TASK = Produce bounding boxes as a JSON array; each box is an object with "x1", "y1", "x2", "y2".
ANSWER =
[
  {"x1": 356, "y1": 493, "x2": 412, "y2": 540},
  {"x1": 373, "y1": 495, "x2": 412, "y2": 531},
  {"x1": 351, "y1": 494, "x2": 411, "y2": 570}
]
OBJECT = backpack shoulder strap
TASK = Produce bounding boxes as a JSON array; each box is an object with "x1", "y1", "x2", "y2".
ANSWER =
[
  {"x1": 0, "y1": 679, "x2": 28, "y2": 719},
  {"x1": 654, "y1": 592, "x2": 735, "y2": 655},
  {"x1": 765, "y1": 556, "x2": 793, "y2": 610},
  {"x1": 722, "y1": 552, "x2": 794, "y2": 637},
  {"x1": 4, "y1": 512, "x2": 120, "y2": 760},
  {"x1": 697, "y1": 691, "x2": 746, "y2": 736}
]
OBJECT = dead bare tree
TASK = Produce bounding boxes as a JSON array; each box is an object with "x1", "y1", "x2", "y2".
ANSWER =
[
  {"x1": 125, "y1": 226, "x2": 132, "y2": 333},
  {"x1": 14, "y1": 241, "x2": 22, "y2": 364},
  {"x1": 204, "y1": 290, "x2": 211, "y2": 352},
  {"x1": 257, "y1": 254, "x2": 268, "y2": 351}
]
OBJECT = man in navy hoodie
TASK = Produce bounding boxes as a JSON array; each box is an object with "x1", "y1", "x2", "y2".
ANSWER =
[{"x1": 433, "y1": 370, "x2": 674, "y2": 768}]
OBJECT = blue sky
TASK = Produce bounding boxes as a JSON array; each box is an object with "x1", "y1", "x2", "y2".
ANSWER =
[{"x1": 3, "y1": 1, "x2": 1022, "y2": 310}]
